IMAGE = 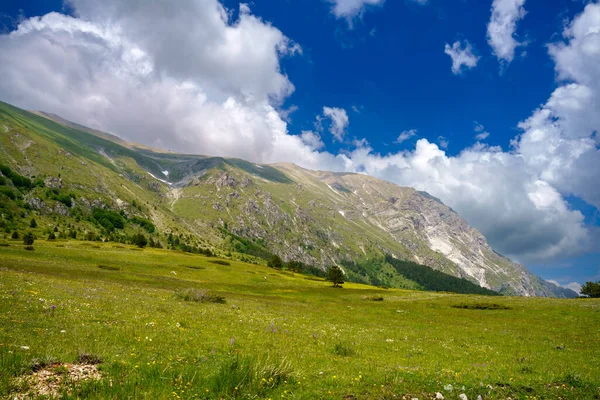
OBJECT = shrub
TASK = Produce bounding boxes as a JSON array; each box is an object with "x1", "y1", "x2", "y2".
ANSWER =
[
  {"x1": 131, "y1": 233, "x2": 148, "y2": 248},
  {"x1": 92, "y1": 208, "x2": 125, "y2": 231},
  {"x1": 11, "y1": 231, "x2": 19, "y2": 240},
  {"x1": 176, "y1": 288, "x2": 225, "y2": 304},
  {"x1": 29, "y1": 218, "x2": 37, "y2": 228},
  {"x1": 0, "y1": 187, "x2": 16, "y2": 200},
  {"x1": 47, "y1": 233, "x2": 56, "y2": 240},
  {"x1": 23, "y1": 232, "x2": 35, "y2": 246},
  {"x1": 130, "y1": 216, "x2": 155, "y2": 233},
  {"x1": 267, "y1": 254, "x2": 283, "y2": 269}
]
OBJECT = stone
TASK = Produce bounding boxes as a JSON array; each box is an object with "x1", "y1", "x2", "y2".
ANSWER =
[
  {"x1": 435, "y1": 393, "x2": 444, "y2": 400},
  {"x1": 459, "y1": 394, "x2": 468, "y2": 400}
]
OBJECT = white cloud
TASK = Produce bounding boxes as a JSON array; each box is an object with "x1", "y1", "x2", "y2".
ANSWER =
[
  {"x1": 321, "y1": 106, "x2": 350, "y2": 141},
  {"x1": 396, "y1": 129, "x2": 417, "y2": 144},
  {"x1": 487, "y1": 0, "x2": 527, "y2": 64},
  {"x1": 474, "y1": 122, "x2": 490, "y2": 141},
  {"x1": 299, "y1": 130, "x2": 325, "y2": 150},
  {"x1": 0, "y1": 0, "x2": 598, "y2": 267},
  {"x1": 327, "y1": 0, "x2": 384, "y2": 22},
  {"x1": 444, "y1": 40, "x2": 480, "y2": 74}
]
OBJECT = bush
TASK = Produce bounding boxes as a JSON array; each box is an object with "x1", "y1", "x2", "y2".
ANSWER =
[
  {"x1": 130, "y1": 216, "x2": 155, "y2": 233},
  {"x1": 29, "y1": 218, "x2": 37, "y2": 228},
  {"x1": 47, "y1": 233, "x2": 56, "y2": 240},
  {"x1": 131, "y1": 233, "x2": 148, "y2": 248},
  {"x1": 92, "y1": 208, "x2": 125, "y2": 231},
  {"x1": 11, "y1": 231, "x2": 19, "y2": 240},
  {"x1": 23, "y1": 232, "x2": 35, "y2": 246},
  {"x1": 267, "y1": 254, "x2": 283, "y2": 269},
  {"x1": 0, "y1": 187, "x2": 16, "y2": 200},
  {"x1": 176, "y1": 288, "x2": 225, "y2": 304}
]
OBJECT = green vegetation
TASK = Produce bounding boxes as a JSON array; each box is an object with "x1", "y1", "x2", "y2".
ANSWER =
[
  {"x1": 327, "y1": 265, "x2": 345, "y2": 288},
  {"x1": 0, "y1": 242, "x2": 598, "y2": 399},
  {"x1": 581, "y1": 281, "x2": 600, "y2": 298},
  {"x1": 267, "y1": 254, "x2": 283, "y2": 270},
  {"x1": 451, "y1": 302, "x2": 512, "y2": 310},
  {"x1": 385, "y1": 255, "x2": 500, "y2": 296}
]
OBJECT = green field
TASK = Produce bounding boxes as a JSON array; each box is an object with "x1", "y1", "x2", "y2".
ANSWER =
[{"x1": 0, "y1": 240, "x2": 599, "y2": 399}]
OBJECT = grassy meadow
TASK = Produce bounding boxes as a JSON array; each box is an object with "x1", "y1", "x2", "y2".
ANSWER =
[{"x1": 0, "y1": 239, "x2": 599, "y2": 399}]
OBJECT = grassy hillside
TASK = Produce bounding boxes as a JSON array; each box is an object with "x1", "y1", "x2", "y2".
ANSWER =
[{"x1": 0, "y1": 240, "x2": 598, "y2": 399}]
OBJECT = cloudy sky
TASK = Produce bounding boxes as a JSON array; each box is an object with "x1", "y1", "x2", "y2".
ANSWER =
[{"x1": 0, "y1": 0, "x2": 598, "y2": 290}]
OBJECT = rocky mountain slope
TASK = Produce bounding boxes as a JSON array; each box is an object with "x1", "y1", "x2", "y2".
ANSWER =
[{"x1": 0, "y1": 100, "x2": 576, "y2": 297}]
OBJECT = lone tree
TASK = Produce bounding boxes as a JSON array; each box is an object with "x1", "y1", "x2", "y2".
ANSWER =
[
  {"x1": 327, "y1": 265, "x2": 345, "y2": 288},
  {"x1": 23, "y1": 232, "x2": 35, "y2": 246},
  {"x1": 580, "y1": 281, "x2": 600, "y2": 298},
  {"x1": 267, "y1": 254, "x2": 283, "y2": 270}
]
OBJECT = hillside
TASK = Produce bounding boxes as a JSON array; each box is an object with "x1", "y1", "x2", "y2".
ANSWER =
[{"x1": 0, "y1": 100, "x2": 575, "y2": 297}]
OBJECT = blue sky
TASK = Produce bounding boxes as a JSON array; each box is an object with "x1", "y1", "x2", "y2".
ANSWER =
[{"x1": 0, "y1": 0, "x2": 598, "y2": 290}]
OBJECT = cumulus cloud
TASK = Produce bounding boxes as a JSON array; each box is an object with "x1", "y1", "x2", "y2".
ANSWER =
[
  {"x1": 444, "y1": 40, "x2": 480, "y2": 74},
  {"x1": 326, "y1": 0, "x2": 385, "y2": 22},
  {"x1": 487, "y1": 0, "x2": 527, "y2": 64},
  {"x1": 321, "y1": 106, "x2": 350, "y2": 141},
  {"x1": 396, "y1": 129, "x2": 417, "y2": 144},
  {"x1": 0, "y1": 0, "x2": 598, "y2": 266},
  {"x1": 299, "y1": 130, "x2": 325, "y2": 150},
  {"x1": 474, "y1": 122, "x2": 490, "y2": 141}
]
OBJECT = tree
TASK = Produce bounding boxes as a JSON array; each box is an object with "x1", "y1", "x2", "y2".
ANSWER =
[
  {"x1": 580, "y1": 281, "x2": 600, "y2": 298},
  {"x1": 327, "y1": 265, "x2": 345, "y2": 288},
  {"x1": 131, "y1": 233, "x2": 148, "y2": 248},
  {"x1": 267, "y1": 254, "x2": 283, "y2": 269},
  {"x1": 30, "y1": 218, "x2": 37, "y2": 228},
  {"x1": 23, "y1": 232, "x2": 35, "y2": 246}
]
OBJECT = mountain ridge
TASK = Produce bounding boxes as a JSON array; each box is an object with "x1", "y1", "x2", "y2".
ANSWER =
[{"x1": 0, "y1": 101, "x2": 577, "y2": 298}]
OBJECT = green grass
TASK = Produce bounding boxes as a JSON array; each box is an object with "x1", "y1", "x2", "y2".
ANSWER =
[{"x1": 0, "y1": 241, "x2": 599, "y2": 399}]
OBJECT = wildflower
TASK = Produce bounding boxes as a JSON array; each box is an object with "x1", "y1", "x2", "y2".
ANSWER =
[{"x1": 20, "y1": 346, "x2": 30, "y2": 350}]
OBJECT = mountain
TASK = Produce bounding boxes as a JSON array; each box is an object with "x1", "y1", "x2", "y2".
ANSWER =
[{"x1": 0, "y1": 100, "x2": 577, "y2": 297}]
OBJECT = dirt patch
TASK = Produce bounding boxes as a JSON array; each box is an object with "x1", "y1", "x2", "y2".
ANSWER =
[{"x1": 13, "y1": 363, "x2": 102, "y2": 399}]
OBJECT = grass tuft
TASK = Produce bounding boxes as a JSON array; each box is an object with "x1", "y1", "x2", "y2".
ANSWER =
[
  {"x1": 211, "y1": 355, "x2": 295, "y2": 397},
  {"x1": 176, "y1": 288, "x2": 226, "y2": 304},
  {"x1": 362, "y1": 295, "x2": 384, "y2": 301},
  {"x1": 451, "y1": 302, "x2": 512, "y2": 310},
  {"x1": 332, "y1": 342, "x2": 356, "y2": 357}
]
